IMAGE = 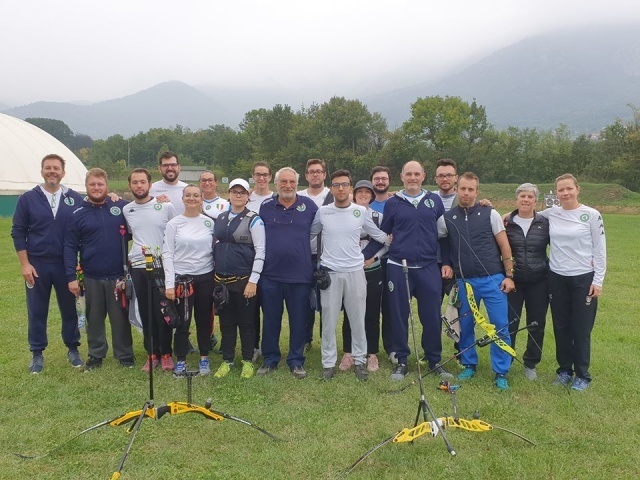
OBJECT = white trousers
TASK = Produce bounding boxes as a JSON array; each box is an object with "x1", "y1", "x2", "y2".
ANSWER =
[{"x1": 320, "y1": 270, "x2": 367, "y2": 368}]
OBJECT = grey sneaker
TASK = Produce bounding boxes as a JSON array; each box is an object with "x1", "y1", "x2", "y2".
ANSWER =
[
  {"x1": 322, "y1": 367, "x2": 335, "y2": 380},
  {"x1": 431, "y1": 363, "x2": 454, "y2": 380},
  {"x1": 391, "y1": 363, "x2": 408, "y2": 381},
  {"x1": 552, "y1": 371, "x2": 573, "y2": 386},
  {"x1": 199, "y1": 357, "x2": 211, "y2": 376},
  {"x1": 291, "y1": 365, "x2": 307, "y2": 379},
  {"x1": 571, "y1": 377, "x2": 590, "y2": 391},
  {"x1": 524, "y1": 367, "x2": 538, "y2": 381},
  {"x1": 67, "y1": 350, "x2": 84, "y2": 368},
  {"x1": 354, "y1": 364, "x2": 369, "y2": 381},
  {"x1": 30, "y1": 354, "x2": 44, "y2": 374},
  {"x1": 256, "y1": 364, "x2": 277, "y2": 376}
]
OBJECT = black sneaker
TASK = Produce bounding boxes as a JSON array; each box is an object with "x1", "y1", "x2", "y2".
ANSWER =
[
  {"x1": 119, "y1": 357, "x2": 135, "y2": 368},
  {"x1": 291, "y1": 365, "x2": 307, "y2": 379},
  {"x1": 256, "y1": 364, "x2": 277, "y2": 376},
  {"x1": 354, "y1": 364, "x2": 369, "y2": 381},
  {"x1": 67, "y1": 350, "x2": 84, "y2": 368},
  {"x1": 85, "y1": 355, "x2": 103, "y2": 371},
  {"x1": 321, "y1": 367, "x2": 335, "y2": 380},
  {"x1": 29, "y1": 353, "x2": 44, "y2": 374},
  {"x1": 430, "y1": 363, "x2": 454, "y2": 380},
  {"x1": 391, "y1": 363, "x2": 408, "y2": 381}
]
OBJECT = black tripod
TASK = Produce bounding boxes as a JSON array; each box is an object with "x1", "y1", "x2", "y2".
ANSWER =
[
  {"x1": 401, "y1": 259, "x2": 457, "y2": 455},
  {"x1": 16, "y1": 251, "x2": 280, "y2": 479}
]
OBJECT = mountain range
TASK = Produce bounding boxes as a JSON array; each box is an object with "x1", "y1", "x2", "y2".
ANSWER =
[{"x1": 3, "y1": 24, "x2": 639, "y2": 139}]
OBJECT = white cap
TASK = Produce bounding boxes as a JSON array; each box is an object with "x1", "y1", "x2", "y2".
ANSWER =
[{"x1": 229, "y1": 178, "x2": 250, "y2": 192}]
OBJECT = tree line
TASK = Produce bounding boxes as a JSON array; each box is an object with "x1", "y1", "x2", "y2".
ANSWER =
[{"x1": 27, "y1": 96, "x2": 640, "y2": 192}]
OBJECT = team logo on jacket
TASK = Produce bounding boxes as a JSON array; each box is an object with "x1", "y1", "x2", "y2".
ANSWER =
[
  {"x1": 296, "y1": 204, "x2": 306, "y2": 212},
  {"x1": 64, "y1": 197, "x2": 75, "y2": 206},
  {"x1": 110, "y1": 206, "x2": 121, "y2": 216},
  {"x1": 205, "y1": 205, "x2": 211, "y2": 210},
  {"x1": 424, "y1": 198, "x2": 435, "y2": 208},
  {"x1": 580, "y1": 213, "x2": 590, "y2": 222},
  {"x1": 204, "y1": 220, "x2": 212, "y2": 228},
  {"x1": 353, "y1": 210, "x2": 361, "y2": 218},
  {"x1": 388, "y1": 281, "x2": 394, "y2": 292},
  {"x1": 154, "y1": 203, "x2": 162, "y2": 210}
]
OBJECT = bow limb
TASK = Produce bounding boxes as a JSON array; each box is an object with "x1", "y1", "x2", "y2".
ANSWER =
[
  {"x1": 488, "y1": 424, "x2": 537, "y2": 446},
  {"x1": 464, "y1": 282, "x2": 516, "y2": 357},
  {"x1": 344, "y1": 433, "x2": 397, "y2": 477},
  {"x1": 207, "y1": 407, "x2": 283, "y2": 441}
]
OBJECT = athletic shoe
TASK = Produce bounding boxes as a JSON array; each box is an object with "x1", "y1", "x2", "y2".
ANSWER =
[
  {"x1": 29, "y1": 353, "x2": 44, "y2": 374},
  {"x1": 173, "y1": 360, "x2": 188, "y2": 377},
  {"x1": 291, "y1": 365, "x2": 307, "y2": 379},
  {"x1": 457, "y1": 366, "x2": 477, "y2": 380},
  {"x1": 240, "y1": 360, "x2": 255, "y2": 379},
  {"x1": 256, "y1": 364, "x2": 277, "y2": 376},
  {"x1": 354, "y1": 364, "x2": 369, "y2": 381},
  {"x1": 495, "y1": 374, "x2": 510, "y2": 391},
  {"x1": 391, "y1": 363, "x2": 408, "y2": 381},
  {"x1": 388, "y1": 352, "x2": 398, "y2": 366},
  {"x1": 161, "y1": 354, "x2": 174, "y2": 372},
  {"x1": 84, "y1": 355, "x2": 103, "y2": 371},
  {"x1": 339, "y1": 353, "x2": 354, "y2": 371},
  {"x1": 552, "y1": 371, "x2": 573, "y2": 386},
  {"x1": 119, "y1": 357, "x2": 135, "y2": 368},
  {"x1": 524, "y1": 367, "x2": 538, "y2": 381},
  {"x1": 141, "y1": 355, "x2": 159, "y2": 372},
  {"x1": 252, "y1": 348, "x2": 262, "y2": 363},
  {"x1": 367, "y1": 354, "x2": 379, "y2": 372},
  {"x1": 322, "y1": 367, "x2": 335, "y2": 380},
  {"x1": 199, "y1": 357, "x2": 211, "y2": 376},
  {"x1": 67, "y1": 350, "x2": 84, "y2": 368},
  {"x1": 214, "y1": 361, "x2": 233, "y2": 378},
  {"x1": 571, "y1": 377, "x2": 590, "y2": 391},
  {"x1": 431, "y1": 363, "x2": 454, "y2": 380}
]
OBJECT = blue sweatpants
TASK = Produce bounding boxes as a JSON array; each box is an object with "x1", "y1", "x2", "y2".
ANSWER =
[
  {"x1": 457, "y1": 275, "x2": 512, "y2": 375},
  {"x1": 26, "y1": 257, "x2": 80, "y2": 353},
  {"x1": 386, "y1": 262, "x2": 442, "y2": 366},
  {"x1": 260, "y1": 277, "x2": 311, "y2": 369}
]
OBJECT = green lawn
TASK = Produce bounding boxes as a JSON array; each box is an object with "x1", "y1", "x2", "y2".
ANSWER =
[{"x1": 1, "y1": 215, "x2": 639, "y2": 479}]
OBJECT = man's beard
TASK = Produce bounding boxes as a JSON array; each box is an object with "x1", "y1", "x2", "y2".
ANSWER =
[
  {"x1": 373, "y1": 185, "x2": 388, "y2": 195},
  {"x1": 133, "y1": 189, "x2": 150, "y2": 200}
]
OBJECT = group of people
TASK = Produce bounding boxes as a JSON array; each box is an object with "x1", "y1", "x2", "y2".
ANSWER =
[{"x1": 12, "y1": 152, "x2": 606, "y2": 391}]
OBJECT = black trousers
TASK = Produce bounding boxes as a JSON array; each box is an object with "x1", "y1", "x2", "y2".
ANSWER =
[
  {"x1": 507, "y1": 279, "x2": 548, "y2": 368},
  {"x1": 174, "y1": 272, "x2": 214, "y2": 360},
  {"x1": 548, "y1": 271, "x2": 597, "y2": 381},
  {"x1": 306, "y1": 254, "x2": 322, "y2": 344},
  {"x1": 130, "y1": 268, "x2": 173, "y2": 356},
  {"x1": 342, "y1": 267, "x2": 383, "y2": 355},
  {"x1": 217, "y1": 277, "x2": 257, "y2": 362},
  {"x1": 380, "y1": 259, "x2": 392, "y2": 355}
]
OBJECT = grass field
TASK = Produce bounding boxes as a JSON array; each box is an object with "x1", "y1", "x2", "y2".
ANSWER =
[{"x1": 1, "y1": 214, "x2": 639, "y2": 480}]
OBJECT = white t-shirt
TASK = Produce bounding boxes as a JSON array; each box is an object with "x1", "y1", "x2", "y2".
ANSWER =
[
  {"x1": 513, "y1": 215, "x2": 534, "y2": 236},
  {"x1": 123, "y1": 199, "x2": 177, "y2": 266},
  {"x1": 150, "y1": 180, "x2": 188, "y2": 215},
  {"x1": 162, "y1": 214, "x2": 214, "y2": 288},
  {"x1": 311, "y1": 203, "x2": 388, "y2": 272},
  {"x1": 299, "y1": 187, "x2": 331, "y2": 255},
  {"x1": 247, "y1": 191, "x2": 273, "y2": 214},
  {"x1": 539, "y1": 205, "x2": 606, "y2": 286},
  {"x1": 39, "y1": 185, "x2": 62, "y2": 218},
  {"x1": 202, "y1": 196, "x2": 229, "y2": 219}
]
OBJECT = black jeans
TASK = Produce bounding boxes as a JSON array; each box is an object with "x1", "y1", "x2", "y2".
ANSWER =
[
  {"x1": 548, "y1": 271, "x2": 597, "y2": 381},
  {"x1": 217, "y1": 277, "x2": 257, "y2": 362},
  {"x1": 507, "y1": 279, "x2": 548, "y2": 368},
  {"x1": 131, "y1": 268, "x2": 173, "y2": 356}
]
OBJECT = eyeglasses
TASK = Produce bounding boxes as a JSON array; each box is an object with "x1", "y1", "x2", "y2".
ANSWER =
[
  {"x1": 253, "y1": 173, "x2": 270, "y2": 178},
  {"x1": 331, "y1": 182, "x2": 350, "y2": 189},
  {"x1": 229, "y1": 190, "x2": 247, "y2": 196},
  {"x1": 161, "y1": 163, "x2": 179, "y2": 168},
  {"x1": 372, "y1": 176, "x2": 389, "y2": 182},
  {"x1": 435, "y1": 174, "x2": 456, "y2": 180},
  {"x1": 200, "y1": 178, "x2": 216, "y2": 183},
  {"x1": 306, "y1": 169, "x2": 324, "y2": 175}
]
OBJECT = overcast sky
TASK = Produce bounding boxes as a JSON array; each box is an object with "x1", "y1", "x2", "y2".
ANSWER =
[{"x1": 2, "y1": 0, "x2": 639, "y2": 106}]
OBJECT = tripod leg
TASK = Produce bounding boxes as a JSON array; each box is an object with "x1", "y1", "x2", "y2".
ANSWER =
[{"x1": 111, "y1": 401, "x2": 150, "y2": 479}]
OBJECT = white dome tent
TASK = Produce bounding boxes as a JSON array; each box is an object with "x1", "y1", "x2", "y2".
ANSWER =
[{"x1": 0, "y1": 113, "x2": 87, "y2": 216}]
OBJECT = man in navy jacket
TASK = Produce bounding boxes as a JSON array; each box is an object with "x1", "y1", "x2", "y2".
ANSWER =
[{"x1": 11, "y1": 154, "x2": 85, "y2": 373}]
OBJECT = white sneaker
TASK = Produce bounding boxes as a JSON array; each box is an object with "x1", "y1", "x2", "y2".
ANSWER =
[{"x1": 524, "y1": 367, "x2": 537, "y2": 381}]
